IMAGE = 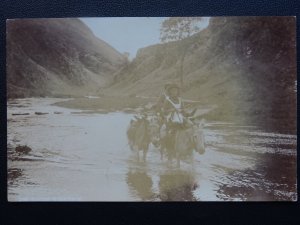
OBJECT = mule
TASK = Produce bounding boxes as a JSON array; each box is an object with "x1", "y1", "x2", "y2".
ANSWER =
[
  {"x1": 127, "y1": 117, "x2": 151, "y2": 162},
  {"x1": 146, "y1": 115, "x2": 167, "y2": 159},
  {"x1": 161, "y1": 119, "x2": 205, "y2": 168}
]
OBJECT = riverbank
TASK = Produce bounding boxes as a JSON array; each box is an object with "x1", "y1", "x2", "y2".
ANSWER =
[
  {"x1": 52, "y1": 96, "x2": 154, "y2": 112},
  {"x1": 11, "y1": 96, "x2": 294, "y2": 134},
  {"x1": 52, "y1": 95, "x2": 220, "y2": 121},
  {"x1": 53, "y1": 95, "x2": 216, "y2": 111}
]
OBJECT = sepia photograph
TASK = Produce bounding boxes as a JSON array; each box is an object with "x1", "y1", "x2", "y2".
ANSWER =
[{"x1": 7, "y1": 17, "x2": 296, "y2": 201}]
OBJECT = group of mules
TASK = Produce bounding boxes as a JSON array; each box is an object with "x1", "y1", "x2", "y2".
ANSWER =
[{"x1": 126, "y1": 113, "x2": 205, "y2": 167}]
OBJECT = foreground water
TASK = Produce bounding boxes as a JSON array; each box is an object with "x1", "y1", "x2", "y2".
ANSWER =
[{"x1": 7, "y1": 98, "x2": 297, "y2": 201}]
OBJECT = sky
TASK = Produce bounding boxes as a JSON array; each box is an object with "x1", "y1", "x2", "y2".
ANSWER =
[{"x1": 80, "y1": 17, "x2": 209, "y2": 59}]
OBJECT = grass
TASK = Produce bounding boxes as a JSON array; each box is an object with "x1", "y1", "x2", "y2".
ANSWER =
[{"x1": 53, "y1": 96, "x2": 155, "y2": 111}]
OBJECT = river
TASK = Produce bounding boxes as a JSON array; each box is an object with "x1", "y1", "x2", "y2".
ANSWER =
[{"x1": 7, "y1": 98, "x2": 297, "y2": 201}]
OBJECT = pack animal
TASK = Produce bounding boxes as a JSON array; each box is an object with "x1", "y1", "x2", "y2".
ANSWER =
[
  {"x1": 173, "y1": 120, "x2": 205, "y2": 167},
  {"x1": 127, "y1": 117, "x2": 151, "y2": 162}
]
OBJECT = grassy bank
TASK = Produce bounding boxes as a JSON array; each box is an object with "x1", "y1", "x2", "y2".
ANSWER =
[{"x1": 53, "y1": 96, "x2": 155, "y2": 111}]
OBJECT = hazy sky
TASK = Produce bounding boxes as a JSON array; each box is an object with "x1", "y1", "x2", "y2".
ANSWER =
[{"x1": 80, "y1": 17, "x2": 209, "y2": 59}]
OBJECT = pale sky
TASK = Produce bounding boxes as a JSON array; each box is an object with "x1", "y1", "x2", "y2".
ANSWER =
[{"x1": 80, "y1": 17, "x2": 210, "y2": 59}]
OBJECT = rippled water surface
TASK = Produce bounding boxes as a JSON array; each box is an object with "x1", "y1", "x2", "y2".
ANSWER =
[{"x1": 7, "y1": 98, "x2": 297, "y2": 201}]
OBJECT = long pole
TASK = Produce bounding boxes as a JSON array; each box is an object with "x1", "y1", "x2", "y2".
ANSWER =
[{"x1": 180, "y1": 46, "x2": 189, "y2": 90}]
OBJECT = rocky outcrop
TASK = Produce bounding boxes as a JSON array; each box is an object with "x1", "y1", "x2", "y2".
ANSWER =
[{"x1": 15, "y1": 145, "x2": 31, "y2": 154}]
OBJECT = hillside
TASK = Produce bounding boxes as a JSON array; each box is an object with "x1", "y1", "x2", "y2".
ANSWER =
[
  {"x1": 107, "y1": 17, "x2": 296, "y2": 133},
  {"x1": 6, "y1": 18, "x2": 126, "y2": 98}
]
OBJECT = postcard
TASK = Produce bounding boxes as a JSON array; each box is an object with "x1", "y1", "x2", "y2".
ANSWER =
[{"x1": 7, "y1": 17, "x2": 296, "y2": 201}]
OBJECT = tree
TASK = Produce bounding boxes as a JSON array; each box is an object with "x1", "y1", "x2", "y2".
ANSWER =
[
  {"x1": 160, "y1": 17, "x2": 204, "y2": 88},
  {"x1": 160, "y1": 17, "x2": 203, "y2": 43}
]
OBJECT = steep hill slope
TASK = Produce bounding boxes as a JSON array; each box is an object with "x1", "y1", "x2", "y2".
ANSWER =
[
  {"x1": 7, "y1": 18, "x2": 126, "y2": 98},
  {"x1": 108, "y1": 17, "x2": 296, "y2": 133}
]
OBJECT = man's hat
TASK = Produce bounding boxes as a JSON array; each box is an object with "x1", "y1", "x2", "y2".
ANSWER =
[{"x1": 165, "y1": 83, "x2": 180, "y2": 92}]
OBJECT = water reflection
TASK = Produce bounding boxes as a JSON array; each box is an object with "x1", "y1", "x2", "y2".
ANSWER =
[
  {"x1": 126, "y1": 158, "x2": 199, "y2": 201},
  {"x1": 7, "y1": 98, "x2": 297, "y2": 201},
  {"x1": 158, "y1": 169, "x2": 198, "y2": 201},
  {"x1": 126, "y1": 165, "x2": 155, "y2": 201},
  {"x1": 210, "y1": 127, "x2": 297, "y2": 201},
  {"x1": 215, "y1": 153, "x2": 297, "y2": 201}
]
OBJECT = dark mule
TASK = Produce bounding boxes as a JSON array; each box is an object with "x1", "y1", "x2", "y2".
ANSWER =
[
  {"x1": 146, "y1": 115, "x2": 167, "y2": 159},
  {"x1": 127, "y1": 117, "x2": 151, "y2": 162}
]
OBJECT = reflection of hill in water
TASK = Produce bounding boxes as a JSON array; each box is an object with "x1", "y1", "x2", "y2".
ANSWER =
[{"x1": 216, "y1": 152, "x2": 297, "y2": 201}]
